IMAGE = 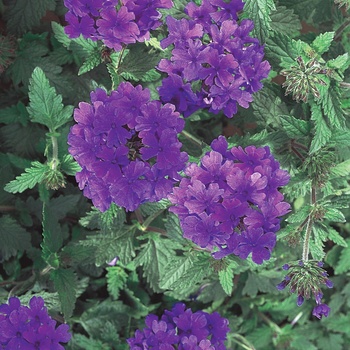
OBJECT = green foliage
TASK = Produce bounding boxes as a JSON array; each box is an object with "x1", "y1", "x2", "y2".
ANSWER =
[{"x1": 27, "y1": 67, "x2": 73, "y2": 131}]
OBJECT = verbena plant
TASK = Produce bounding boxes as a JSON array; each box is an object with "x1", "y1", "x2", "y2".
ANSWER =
[{"x1": 0, "y1": 0, "x2": 350, "y2": 349}]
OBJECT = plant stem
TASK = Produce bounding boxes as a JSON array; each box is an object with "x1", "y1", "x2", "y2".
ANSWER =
[
  {"x1": 51, "y1": 134, "x2": 59, "y2": 171},
  {"x1": 181, "y1": 130, "x2": 204, "y2": 148}
]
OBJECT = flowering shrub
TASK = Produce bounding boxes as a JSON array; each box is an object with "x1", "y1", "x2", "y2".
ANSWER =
[
  {"x1": 0, "y1": 297, "x2": 71, "y2": 349},
  {"x1": 1, "y1": 0, "x2": 350, "y2": 349}
]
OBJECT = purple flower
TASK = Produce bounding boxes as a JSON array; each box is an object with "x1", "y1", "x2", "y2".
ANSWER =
[
  {"x1": 169, "y1": 136, "x2": 290, "y2": 263},
  {"x1": 312, "y1": 303, "x2": 330, "y2": 319},
  {"x1": 68, "y1": 83, "x2": 187, "y2": 212},
  {"x1": 0, "y1": 296, "x2": 71, "y2": 349},
  {"x1": 127, "y1": 303, "x2": 229, "y2": 349}
]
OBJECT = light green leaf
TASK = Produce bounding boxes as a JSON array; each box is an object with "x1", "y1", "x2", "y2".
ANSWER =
[
  {"x1": 280, "y1": 115, "x2": 310, "y2": 139},
  {"x1": 311, "y1": 32, "x2": 335, "y2": 55},
  {"x1": 50, "y1": 268, "x2": 77, "y2": 319},
  {"x1": 243, "y1": 0, "x2": 276, "y2": 43},
  {"x1": 328, "y1": 227, "x2": 348, "y2": 247},
  {"x1": 324, "y1": 207, "x2": 346, "y2": 223},
  {"x1": 60, "y1": 154, "x2": 81, "y2": 176},
  {"x1": 218, "y1": 265, "x2": 234, "y2": 296},
  {"x1": 4, "y1": 161, "x2": 48, "y2": 193},
  {"x1": 0, "y1": 216, "x2": 31, "y2": 261},
  {"x1": 27, "y1": 67, "x2": 72, "y2": 131},
  {"x1": 78, "y1": 50, "x2": 102, "y2": 75},
  {"x1": 327, "y1": 53, "x2": 350, "y2": 71},
  {"x1": 242, "y1": 271, "x2": 280, "y2": 297},
  {"x1": 330, "y1": 159, "x2": 350, "y2": 178}
]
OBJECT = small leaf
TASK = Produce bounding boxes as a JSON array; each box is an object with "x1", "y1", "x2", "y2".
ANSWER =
[
  {"x1": 324, "y1": 207, "x2": 346, "y2": 223},
  {"x1": 106, "y1": 266, "x2": 128, "y2": 299},
  {"x1": 50, "y1": 268, "x2": 77, "y2": 319},
  {"x1": 334, "y1": 240, "x2": 350, "y2": 275},
  {"x1": 4, "y1": 161, "x2": 48, "y2": 193},
  {"x1": 311, "y1": 32, "x2": 335, "y2": 55},
  {"x1": 330, "y1": 159, "x2": 350, "y2": 178},
  {"x1": 218, "y1": 265, "x2": 234, "y2": 296}
]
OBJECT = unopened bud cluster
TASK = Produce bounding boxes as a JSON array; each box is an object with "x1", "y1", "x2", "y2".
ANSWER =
[
  {"x1": 277, "y1": 260, "x2": 333, "y2": 319},
  {"x1": 281, "y1": 56, "x2": 327, "y2": 103}
]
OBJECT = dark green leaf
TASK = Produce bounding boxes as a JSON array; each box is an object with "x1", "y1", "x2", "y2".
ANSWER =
[
  {"x1": 280, "y1": 115, "x2": 311, "y2": 139},
  {"x1": 5, "y1": 0, "x2": 56, "y2": 36},
  {"x1": 0, "y1": 102, "x2": 29, "y2": 126},
  {"x1": 270, "y1": 6, "x2": 301, "y2": 37},
  {"x1": 50, "y1": 268, "x2": 77, "y2": 319},
  {"x1": 242, "y1": 271, "x2": 281, "y2": 297},
  {"x1": 4, "y1": 161, "x2": 48, "y2": 194},
  {"x1": 106, "y1": 266, "x2": 128, "y2": 299},
  {"x1": 0, "y1": 216, "x2": 31, "y2": 261},
  {"x1": 334, "y1": 240, "x2": 350, "y2": 274},
  {"x1": 310, "y1": 103, "x2": 332, "y2": 154}
]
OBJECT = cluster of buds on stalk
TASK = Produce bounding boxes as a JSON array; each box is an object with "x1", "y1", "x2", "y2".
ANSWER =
[
  {"x1": 277, "y1": 260, "x2": 333, "y2": 319},
  {"x1": 281, "y1": 56, "x2": 327, "y2": 102}
]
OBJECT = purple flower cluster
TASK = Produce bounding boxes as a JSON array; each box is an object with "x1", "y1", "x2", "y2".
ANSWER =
[
  {"x1": 157, "y1": 0, "x2": 270, "y2": 118},
  {"x1": 127, "y1": 302, "x2": 229, "y2": 349},
  {"x1": 68, "y1": 82, "x2": 187, "y2": 212},
  {"x1": 64, "y1": 0, "x2": 173, "y2": 50},
  {"x1": 277, "y1": 260, "x2": 333, "y2": 319},
  {"x1": 169, "y1": 136, "x2": 290, "y2": 264},
  {"x1": 0, "y1": 296, "x2": 71, "y2": 349}
]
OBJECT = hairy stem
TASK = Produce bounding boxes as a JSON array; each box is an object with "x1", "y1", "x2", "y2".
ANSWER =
[
  {"x1": 302, "y1": 187, "x2": 317, "y2": 261},
  {"x1": 50, "y1": 134, "x2": 59, "y2": 170}
]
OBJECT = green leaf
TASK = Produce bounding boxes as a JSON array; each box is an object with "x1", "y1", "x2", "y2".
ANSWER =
[
  {"x1": 0, "y1": 216, "x2": 31, "y2": 261},
  {"x1": 5, "y1": 0, "x2": 56, "y2": 36},
  {"x1": 266, "y1": 31, "x2": 299, "y2": 68},
  {"x1": 41, "y1": 201, "x2": 63, "y2": 266},
  {"x1": 135, "y1": 237, "x2": 175, "y2": 292},
  {"x1": 0, "y1": 102, "x2": 29, "y2": 126},
  {"x1": 251, "y1": 84, "x2": 289, "y2": 127},
  {"x1": 280, "y1": 115, "x2": 311, "y2": 139},
  {"x1": 159, "y1": 255, "x2": 194, "y2": 290},
  {"x1": 118, "y1": 43, "x2": 162, "y2": 81},
  {"x1": 242, "y1": 271, "x2": 280, "y2": 297},
  {"x1": 243, "y1": 0, "x2": 276, "y2": 43},
  {"x1": 311, "y1": 32, "x2": 335, "y2": 55},
  {"x1": 270, "y1": 6, "x2": 301, "y2": 37},
  {"x1": 330, "y1": 159, "x2": 350, "y2": 178},
  {"x1": 334, "y1": 240, "x2": 350, "y2": 274},
  {"x1": 324, "y1": 207, "x2": 346, "y2": 223},
  {"x1": 106, "y1": 266, "x2": 128, "y2": 299},
  {"x1": 4, "y1": 161, "x2": 48, "y2": 193},
  {"x1": 286, "y1": 205, "x2": 311, "y2": 224},
  {"x1": 60, "y1": 154, "x2": 81, "y2": 176},
  {"x1": 318, "y1": 81, "x2": 346, "y2": 130},
  {"x1": 317, "y1": 334, "x2": 344, "y2": 350},
  {"x1": 328, "y1": 227, "x2": 348, "y2": 247},
  {"x1": 80, "y1": 225, "x2": 136, "y2": 266},
  {"x1": 218, "y1": 264, "x2": 234, "y2": 296},
  {"x1": 27, "y1": 67, "x2": 72, "y2": 131},
  {"x1": 309, "y1": 103, "x2": 332, "y2": 154},
  {"x1": 69, "y1": 334, "x2": 110, "y2": 350},
  {"x1": 327, "y1": 53, "x2": 350, "y2": 71},
  {"x1": 50, "y1": 268, "x2": 77, "y2": 319}
]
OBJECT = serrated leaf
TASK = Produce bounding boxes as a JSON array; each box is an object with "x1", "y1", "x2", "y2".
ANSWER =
[
  {"x1": 242, "y1": 271, "x2": 280, "y2": 297},
  {"x1": 318, "y1": 82, "x2": 346, "y2": 130},
  {"x1": 27, "y1": 67, "x2": 72, "y2": 131},
  {"x1": 311, "y1": 32, "x2": 335, "y2": 55},
  {"x1": 334, "y1": 240, "x2": 350, "y2": 274},
  {"x1": 270, "y1": 6, "x2": 301, "y2": 37},
  {"x1": 309, "y1": 103, "x2": 332, "y2": 154},
  {"x1": 266, "y1": 31, "x2": 299, "y2": 68},
  {"x1": 139, "y1": 199, "x2": 169, "y2": 217},
  {"x1": 135, "y1": 237, "x2": 175, "y2": 292},
  {"x1": 324, "y1": 207, "x2": 346, "y2": 223},
  {"x1": 286, "y1": 205, "x2": 311, "y2": 224},
  {"x1": 60, "y1": 154, "x2": 82, "y2": 176},
  {"x1": 0, "y1": 216, "x2": 31, "y2": 261},
  {"x1": 80, "y1": 225, "x2": 135, "y2": 266},
  {"x1": 106, "y1": 266, "x2": 128, "y2": 299},
  {"x1": 118, "y1": 43, "x2": 162, "y2": 81},
  {"x1": 327, "y1": 53, "x2": 350, "y2": 71},
  {"x1": 0, "y1": 102, "x2": 29, "y2": 126},
  {"x1": 330, "y1": 159, "x2": 350, "y2": 178},
  {"x1": 243, "y1": 0, "x2": 276, "y2": 43},
  {"x1": 50, "y1": 268, "x2": 77, "y2": 319},
  {"x1": 69, "y1": 334, "x2": 110, "y2": 350},
  {"x1": 60, "y1": 244, "x2": 96, "y2": 265},
  {"x1": 4, "y1": 161, "x2": 48, "y2": 193},
  {"x1": 51, "y1": 22, "x2": 71, "y2": 48},
  {"x1": 78, "y1": 50, "x2": 102, "y2": 75},
  {"x1": 280, "y1": 115, "x2": 310, "y2": 139},
  {"x1": 5, "y1": 0, "x2": 56, "y2": 36},
  {"x1": 251, "y1": 85, "x2": 289, "y2": 127},
  {"x1": 218, "y1": 265, "x2": 234, "y2": 296},
  {"x1": 159, "y1": 255, "x2": 194, "y2": 290},
  {"x1": 317, "y1": 334, "x2": 344, "y2": 350},
  {"x1": 327, "y1": 227, "x2": 347, "y2": 247}
]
